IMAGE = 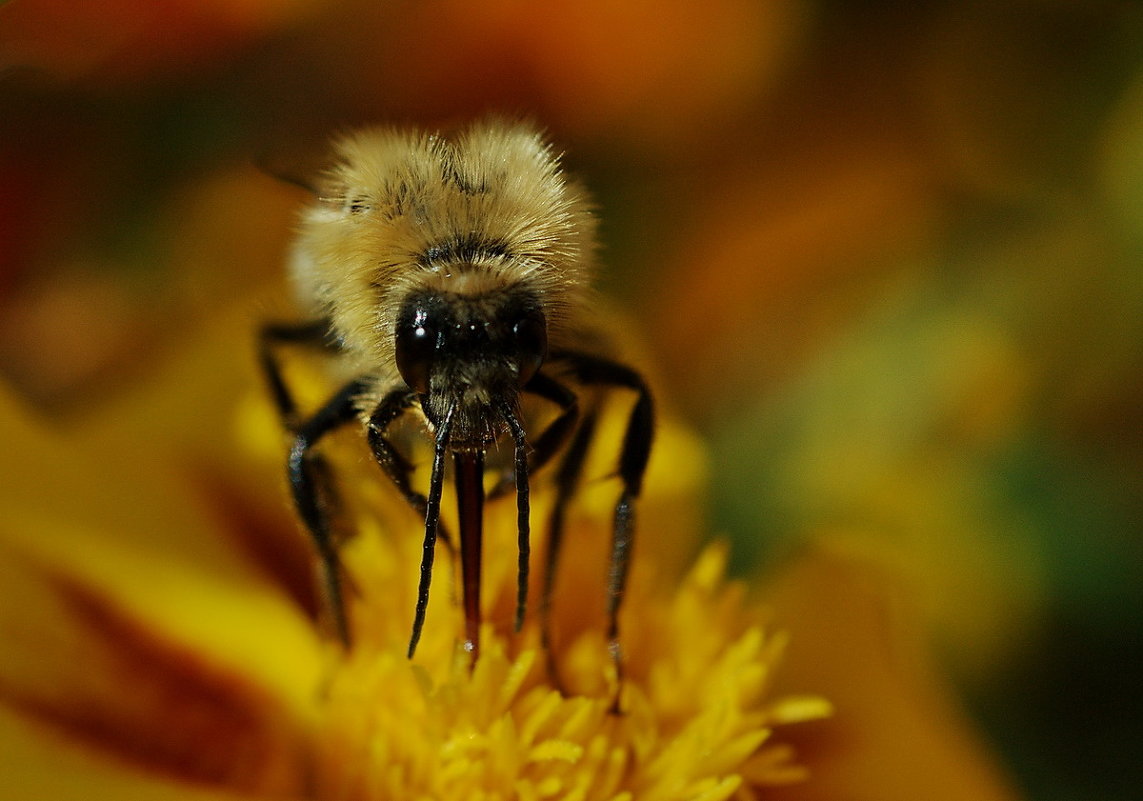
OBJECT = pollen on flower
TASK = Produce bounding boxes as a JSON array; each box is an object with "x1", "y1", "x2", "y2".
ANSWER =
[{"x1": 306, "y1": 417, "x2": 829, "y2": 801}]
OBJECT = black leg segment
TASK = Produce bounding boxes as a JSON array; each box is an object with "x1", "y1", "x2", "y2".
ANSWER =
[
  {"x1": 497, "y1": 402, "x2": 533, "y2": 633},
  {"x1": 550, "y1": 350, "x2": 655, "y2": 704},
  {"x1": 287, "y1": 377, "x2": 370, "y2": 646},
  {"x1": 258, "y1": 319, "x2": 337, "y2": 430},
  {"x1": 366, "y1": 388, "x2": 454, "y2": 548},
  {"x1": 487, "y1": 372, "x2": 579, "y2": 500},
  {"x1": 407, "y1": 404, "x2": 455, "y2": 659},
  {"x1": 540, "y1": 407, "x2": 598, "y2": 689}
]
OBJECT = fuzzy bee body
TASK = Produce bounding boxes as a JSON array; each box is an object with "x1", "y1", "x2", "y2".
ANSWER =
[{"x1": 261, "y1": 119, "x2": 653, "y2": 682}]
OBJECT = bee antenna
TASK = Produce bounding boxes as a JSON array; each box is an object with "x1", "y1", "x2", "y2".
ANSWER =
[{"x1": 254, "y1": 153, "x2": 320, "y2": 194}]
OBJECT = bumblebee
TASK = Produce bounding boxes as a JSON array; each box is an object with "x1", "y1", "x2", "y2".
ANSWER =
[{"x1": 259, "y1": 119, "x2": 653, "y2": 676}]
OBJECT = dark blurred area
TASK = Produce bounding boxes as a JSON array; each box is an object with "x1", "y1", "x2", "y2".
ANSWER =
[{"x1": 1, "y1": 1, "x2": 1141, "y2": 798}]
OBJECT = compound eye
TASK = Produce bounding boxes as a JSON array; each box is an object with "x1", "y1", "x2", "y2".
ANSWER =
[
  {"x1": 395, "y1": 317, "x2": 437, "y2": 394},
  {"x1": 513, "y1": 309, "x2": 547, "y2": 387}
]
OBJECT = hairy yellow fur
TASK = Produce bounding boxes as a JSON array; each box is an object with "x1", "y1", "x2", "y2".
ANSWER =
[{"x1": 289, "y1": 118, "x2": 597, "y2": 386}]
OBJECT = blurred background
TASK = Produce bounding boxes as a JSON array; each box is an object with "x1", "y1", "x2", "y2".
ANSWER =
[{"x1": 1, "y1": 1, "x2": 1140, "y2": 798}]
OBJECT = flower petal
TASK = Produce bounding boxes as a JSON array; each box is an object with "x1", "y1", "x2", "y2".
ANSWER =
[
  {"x1": 0, "y1": 704, "x2": 261, "y2": 801},
  {"x1": 0, "y1": 549, "x2": 312, "y2": 795},
  {"x1": 762, "y1": 540, "x2": 1023, "y2": 801}
]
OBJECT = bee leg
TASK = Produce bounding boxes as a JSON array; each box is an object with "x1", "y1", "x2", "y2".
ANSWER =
[
  {"x1": 258, "y1": 319, "x2": 336, "y2": 430},
  {"x1": 406, "y1": 405, "x2": 455, "y2": 659},
  {"x1": 487, "y1": 373, "x2": 579, "y2": 500},
  {"x1": 288, "y1": 378, "x2": 371, "y2": 647},
  {"x1": 551, "y1": 351, "x2": 654, "y2": 713},
  {"x1": 366, "y1": 389, "x2": 455, "y2": 550},
  {"x1": 489, "y1": 375, "x2": 579, "y2": 638},
  {"x1": 540, "y1": 408, "x2": 598, "y2": 694},
  {"x1": 496, "y1": 404, "x2": 532, "y2": 638}
]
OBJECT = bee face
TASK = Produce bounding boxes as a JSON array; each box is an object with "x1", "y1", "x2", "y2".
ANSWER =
[
  {"x1": 289, "y1": 117, "x2": 596, "y2": 396},
  {"x1": 395, "y1": 284, "x2": 547, "y2": 448}
]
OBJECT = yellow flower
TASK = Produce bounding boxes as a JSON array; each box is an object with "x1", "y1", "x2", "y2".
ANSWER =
[
  {"x1": 0, "y1": 303, "x2": 830, "y2": 800},
  {"x1": 315, "y1": 543, "x2": 822, "y2": 800}
]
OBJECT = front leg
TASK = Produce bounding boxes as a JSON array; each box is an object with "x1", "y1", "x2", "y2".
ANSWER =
[
  {"x1": 287, "y1": 377, "x2": 370, "y2": 646},
  {"x1": 407, "y1": 407, "x2": 455, "y2": 658},
  {"x1": 364, "y1": 388, "x2": 456, "y2": 658},
  {"x1": 258, "y1": 319, "x2": 337, "y2": 431},
  {"x1": 366, "y1": 388, "x2": 454, "y2": 548},
  {"x1": 487, "y1": 373, "x2": 579, "y2": 635},
  {"x1": 487, "y1": 373, "x2": 579, "y2": 500}
]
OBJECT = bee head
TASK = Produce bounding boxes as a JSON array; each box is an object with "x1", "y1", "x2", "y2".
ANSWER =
[{"x1": 394, "y1": 287, "x2": 547, "y2": 447}]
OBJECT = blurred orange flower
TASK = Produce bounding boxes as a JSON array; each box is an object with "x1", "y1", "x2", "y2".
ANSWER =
[
  {"x1": 0, "y1": 0, "x2": 321, "y2": 84},
  {"x1": 285, "y1": 0, "x2": 801, "y2": 147}
]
